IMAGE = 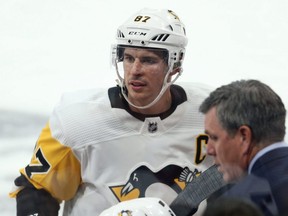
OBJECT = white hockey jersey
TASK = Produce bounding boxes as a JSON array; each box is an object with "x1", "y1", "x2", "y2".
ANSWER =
[{"x1": 11, "y1": 83, "x2": 214, "y2": 215}]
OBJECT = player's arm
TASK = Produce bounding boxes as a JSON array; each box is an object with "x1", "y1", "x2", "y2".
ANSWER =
[{"x1": 10, "y1": 123, "x2": 82, "y2": 216}]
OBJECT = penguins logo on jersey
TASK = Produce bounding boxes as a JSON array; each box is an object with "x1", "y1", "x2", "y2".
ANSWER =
[
  {"x1": 118, "y1": 210, "x2": 133, "y2": 216},
  {"x1": 109, "y1": 164, "x2": 201, "y2": 202}
]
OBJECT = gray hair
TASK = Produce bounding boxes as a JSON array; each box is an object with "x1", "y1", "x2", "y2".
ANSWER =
[{"x1": 199, "y1": 79, "x2": 286, "y2": 144}]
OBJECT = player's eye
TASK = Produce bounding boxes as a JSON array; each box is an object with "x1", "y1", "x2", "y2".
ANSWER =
[{"x1": 124, "y1": 55, "x2": 134, "y2": 63}]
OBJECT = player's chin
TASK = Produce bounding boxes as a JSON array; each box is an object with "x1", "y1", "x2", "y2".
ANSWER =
[{"x1": 128, "y1": 91, "x2": 145, "y2": 101}]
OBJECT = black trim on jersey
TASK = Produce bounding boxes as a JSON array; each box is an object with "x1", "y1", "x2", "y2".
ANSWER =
[
  {"x1": 108, "y1": 84, "x2": 187, "y2": 121},
  {"x1": 15, "y1": 174, "x2": 60, "y2": 216}
]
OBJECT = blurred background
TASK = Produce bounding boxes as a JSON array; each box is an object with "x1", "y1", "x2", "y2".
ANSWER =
[{"x1": 1, "y1": 0, "x2": 287, "y2": 215}]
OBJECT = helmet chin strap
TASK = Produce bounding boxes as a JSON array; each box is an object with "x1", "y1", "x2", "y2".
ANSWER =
[{"x1": 115, "y1": 60, "x2": 181, "y2": 110}]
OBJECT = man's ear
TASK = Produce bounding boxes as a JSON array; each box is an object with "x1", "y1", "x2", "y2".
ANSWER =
[
  {"x1": 169, "y1": 67, "x2": 181, "y2": 76},
  {"x1": 167, "y1": 67, "x2": 181, "y2": 82},
  {"x1": 238, "y1": 125, "x2": 253, "y2": 155}
]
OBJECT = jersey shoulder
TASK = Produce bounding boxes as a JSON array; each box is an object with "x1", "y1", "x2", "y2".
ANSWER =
[
  {"x1": 55, "y1": 87, "x2": 109, "y2": 108},
  {"x1": 49, "y1": 87, "x2": 135, "y2": 148}
]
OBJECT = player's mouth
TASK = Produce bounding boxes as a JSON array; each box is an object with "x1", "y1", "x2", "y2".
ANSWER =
[{"x1": 129, "y1": 80, "x2": 146, "y2": 91}]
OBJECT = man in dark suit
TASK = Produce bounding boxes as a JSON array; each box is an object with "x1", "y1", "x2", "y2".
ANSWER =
[{"x1": 199, "y1": 79, "x2": 288, "y2": 216}]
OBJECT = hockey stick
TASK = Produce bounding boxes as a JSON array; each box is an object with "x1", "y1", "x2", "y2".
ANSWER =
[{"x1": 169, "y1": 164, "x2": 226, "y2": 216}]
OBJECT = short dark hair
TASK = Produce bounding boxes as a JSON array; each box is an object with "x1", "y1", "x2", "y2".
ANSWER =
[{"x1": 199, "y1": 79, "x2": 286, "y2": 144}]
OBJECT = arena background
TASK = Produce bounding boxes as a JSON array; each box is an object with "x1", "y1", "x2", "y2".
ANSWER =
[{"x1": 1, "y1": 0, "x2": 287, "y2": 214}]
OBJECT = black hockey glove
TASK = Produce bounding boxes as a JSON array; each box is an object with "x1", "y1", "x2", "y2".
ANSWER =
[{"x1": 15, "y1": 175, "x2": 60, "y2": 216}]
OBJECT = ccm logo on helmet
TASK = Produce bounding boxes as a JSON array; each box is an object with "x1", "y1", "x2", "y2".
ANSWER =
[{"x1": 128, "y1": 31, "x2": 147, "y2": 36}]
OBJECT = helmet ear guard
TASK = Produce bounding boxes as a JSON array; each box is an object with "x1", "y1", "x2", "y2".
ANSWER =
[{"x1": 169, "y1": 48, "x2": 185, "y2": 71}]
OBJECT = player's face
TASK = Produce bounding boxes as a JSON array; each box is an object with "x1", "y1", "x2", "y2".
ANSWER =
[
  {"x1": 204, "y1": 107, "x2": 246, "y2": 183},
  {"x1": 122, "y1": 47, "x2": 168, "y2": 107}
]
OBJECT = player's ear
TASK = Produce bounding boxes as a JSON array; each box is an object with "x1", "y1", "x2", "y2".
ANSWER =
[{"x1": 169, "y1": 67, "x2": 181, "y2": 76}]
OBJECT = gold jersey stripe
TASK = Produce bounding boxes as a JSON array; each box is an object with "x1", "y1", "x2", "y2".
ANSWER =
[{"x1": 18, "y1": 123, "x2": 81, "y2": 200}]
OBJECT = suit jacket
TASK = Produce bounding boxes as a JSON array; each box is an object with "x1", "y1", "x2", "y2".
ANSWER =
[{"x1": 222, "y1": 146, "x2": 288, "y2": 216}]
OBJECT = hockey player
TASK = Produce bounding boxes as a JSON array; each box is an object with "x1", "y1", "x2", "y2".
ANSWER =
[{"x1": 10, "y1": 8, "x2": 214, "y2": 215}]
